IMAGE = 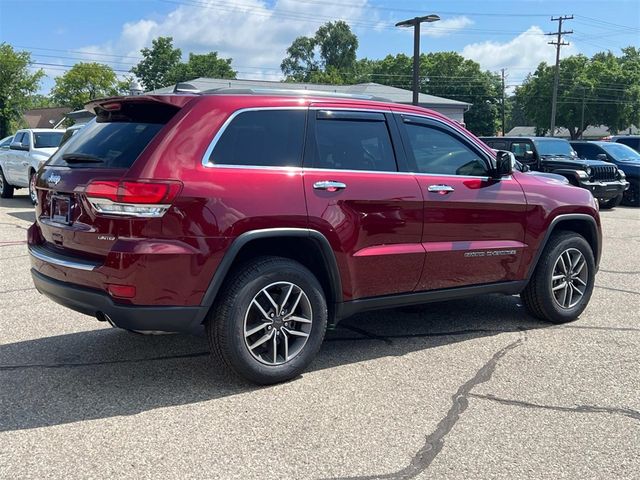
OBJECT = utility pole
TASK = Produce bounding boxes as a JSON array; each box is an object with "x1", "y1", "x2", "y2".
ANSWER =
[
  {"x1": 546, "y1": 15, "x2": 573, "y2": 137},
  {"x1": 501, "y1": 68, "x2": 506, "y2": 136},
  {"x1": 580, "y1": 86, "x2": 586, "y2": 139}
]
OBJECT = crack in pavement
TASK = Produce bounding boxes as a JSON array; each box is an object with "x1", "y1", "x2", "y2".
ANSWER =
[
  {"x1": 329, "y1": 338, "x2": 524, "y2": 480},
  {"x1": 469, "y1": 393, "x2": 640, "y2": 421},
  {"x1": 599, "y1": 269, "x2": 640, "y2": 275},
  {"x1": 0, "y1": 241, "x2": 27, "y2": 247},
  {"x1": 560, "y1": 324, "x2": 640, "y2": 333},
  {"x1": 0, "y1": 287, "x2": 36, "y2": 294},
  {"x1": 0, "y1": 351, "x2": 210, "y2": 371},
  {"x1": 595, "y1": 285, "x2": 640, "y2": 296},
  {"x1": 0, "y1": 222, "x2": 28, "y2": 231},
  {"x1": 0, "y1": 254, "x2": 28, "y2": 260}
]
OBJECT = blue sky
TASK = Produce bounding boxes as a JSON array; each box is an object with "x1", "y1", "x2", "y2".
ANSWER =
[{"x1": 0, "y1": 0, "x2": 638, "y2": 94}]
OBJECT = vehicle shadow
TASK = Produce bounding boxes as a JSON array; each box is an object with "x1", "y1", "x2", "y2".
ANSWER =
[
  {"x1": 0, "y1": 194, "x2": 33, "y2": 210},
  {"x1": 6, "y1": 210, "x2": 35, "y2": 223},
  {"x1": 0, "y1": 294, "x2": 549, "y2": 432}
]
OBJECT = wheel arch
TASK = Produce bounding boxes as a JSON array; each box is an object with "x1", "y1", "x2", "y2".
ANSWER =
[
  {"x1": 197, "y1": 228, "x2": 342, "y2": 325},
  {"x1": 526, "y1": 214, "x2": 601, "y2": 281}
]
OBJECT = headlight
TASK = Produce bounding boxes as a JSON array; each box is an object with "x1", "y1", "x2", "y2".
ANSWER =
[
  {"x1": 585, "y1": 167, "x2": 592, "y2": 176},
  {"x1": 577, "y1": 170, "x2": 590, "y2": 179}
]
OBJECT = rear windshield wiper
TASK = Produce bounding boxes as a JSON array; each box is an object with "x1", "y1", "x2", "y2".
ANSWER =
[{"x1": 62, "y1": 153, "x2": 105, "y2": 164}]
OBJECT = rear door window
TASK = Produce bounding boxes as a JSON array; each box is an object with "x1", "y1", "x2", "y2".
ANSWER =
[
  {"x1": 310, "y1": 110, "x2": 397, "y2": 172},
  {"x1": 208, "y1": 110, "x2": 306, "y2": 167}
]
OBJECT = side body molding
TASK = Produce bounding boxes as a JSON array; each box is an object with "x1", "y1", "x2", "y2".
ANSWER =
[{"x1": 196, "y1": 228, "x2": 343, "y2": 324}]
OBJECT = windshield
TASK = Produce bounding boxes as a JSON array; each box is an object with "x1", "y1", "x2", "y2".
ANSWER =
[
  {"x1": 34, "y1": 132, "x2": 64, "y2": 148},
  {"x1": 48, "y1": 119, "x2": 165, "y2": 169},
  {"x1": 601, "y1": 142, "x2": 640, "y2": 162},
  {"x1": 533, "y1": 138, "x2": 576, "y2": 157}
]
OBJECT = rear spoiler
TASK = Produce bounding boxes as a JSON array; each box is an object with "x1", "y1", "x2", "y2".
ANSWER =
[{"x1": 84, "y1": 94, "x2": 198, "y2": 115}]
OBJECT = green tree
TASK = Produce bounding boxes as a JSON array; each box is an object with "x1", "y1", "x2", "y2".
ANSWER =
[
  {"x1": 515, "y1": 48, "x2": 639, "y2": 138},
  {"x1": 51, "y1": 62, "x2": 124, "y2": 110},
  {"x1": 358, "y1": 52, "x2": 501, "y2": 135},
  {"x1": 167, "y1": 52, "x2": 236, "y2": 84},
  {"x1": 131, "y1": 36, "x2": 182, "y2": 91},
  {"x1": 281, "y1": 21, "x2": 358, "y2": 84},
  {"x1": 0, "y1": 43, "x2": 44, "y2": 138}
]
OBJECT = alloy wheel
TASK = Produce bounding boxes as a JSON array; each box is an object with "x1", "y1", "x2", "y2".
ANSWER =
[
  {"x1": 551, "y1": 248, "x2": 588, "y2": 309},
  {"x1": 243, "y1": 281, "x2": 313, "y2": 365},
  {"x1": 29, "y1": 173, "x2": 37, "y2": 204}
]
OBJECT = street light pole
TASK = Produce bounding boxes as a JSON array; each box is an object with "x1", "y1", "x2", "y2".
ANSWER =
[{"x1": 396, "y1": 15, "x2": 440, "y2": 106}]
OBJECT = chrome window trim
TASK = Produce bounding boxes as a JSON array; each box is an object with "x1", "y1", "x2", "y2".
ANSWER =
[
  {"x1": 29, "y1": 245, "x2": 98, "y2": 271},
  {"x1": 201, "y1": 107, "x2": 308, "y2": 168},
  {"x1": 200, "y1": 105, "x2": 498, "y2": 179}
]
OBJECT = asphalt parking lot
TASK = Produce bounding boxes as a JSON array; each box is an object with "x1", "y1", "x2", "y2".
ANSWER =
[{"x1": 0, "y1": 192, "x2": 638, "y2": 479}]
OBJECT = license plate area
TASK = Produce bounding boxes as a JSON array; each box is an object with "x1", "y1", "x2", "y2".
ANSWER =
[{"x1": 50, "y1": 195, "x2": 71, "y2": 225}]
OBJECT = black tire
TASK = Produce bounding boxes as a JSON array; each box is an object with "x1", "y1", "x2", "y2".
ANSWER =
[
  {"x1": 622, "y1": 181, "x2": 639, "y2": 207},
  {"x1": 599, "y1": 193, "x2": 623, "y2": 210},
  {"x1": 28, "y1": 170, "x2": 37, "y2": 205},
  {"x1": 521, "y1": 231, "x2": 595, "y2": 324},
  {"x1": 0, "y1": 168, "x2": 14, "y2": 199},
  {"x1": 207, "y1": 256, "x2": 328, "y2": 384}
]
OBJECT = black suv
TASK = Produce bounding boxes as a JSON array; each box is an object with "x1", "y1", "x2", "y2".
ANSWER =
[
  {"x1": 480, "y1": 136, "x2": 629, "y2": 209},
  {"x1": 571, "y1": 140, "x2": 639, "y2": 207}
]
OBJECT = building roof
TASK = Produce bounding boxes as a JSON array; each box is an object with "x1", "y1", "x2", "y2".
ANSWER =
[
  {"x1": 149, "y1": 78, "x2": 471, "y2": 109},
  {"x1": 22, "y1": 107, "x2": 71, "y2": 129}
]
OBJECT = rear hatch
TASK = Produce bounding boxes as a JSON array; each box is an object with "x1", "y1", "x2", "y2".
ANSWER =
[{"x1": 33, "y1": 96, "x2": 192, "y2": 260}]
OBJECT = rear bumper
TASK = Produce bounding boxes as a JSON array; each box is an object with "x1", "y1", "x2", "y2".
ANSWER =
[
  {"x1": 580, "y1": 179, "x2": 629, "y2": 200},
  {"x1": 31, "y1": 269, "x2": 205, "y2": 334}
]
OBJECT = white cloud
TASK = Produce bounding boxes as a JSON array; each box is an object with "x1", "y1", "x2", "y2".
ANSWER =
[
  {"x1": 421, "y1": 16, "x2": 474, "y2": 37},
  {"x1": 77, "y1": 0, "x2": 370, "y2": 85},
  {"x1": 461, "y1": 26, "x2": 578, "y2": 82}
]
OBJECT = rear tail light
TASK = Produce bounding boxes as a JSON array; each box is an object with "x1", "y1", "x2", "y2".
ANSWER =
[{"x1": 85, "y1": 180, "x2": 182, "y2": 217}]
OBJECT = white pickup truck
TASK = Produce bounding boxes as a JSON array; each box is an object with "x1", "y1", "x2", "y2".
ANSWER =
[{"x1": 0, "y1": 128, "x2": 64, "y2": 204}]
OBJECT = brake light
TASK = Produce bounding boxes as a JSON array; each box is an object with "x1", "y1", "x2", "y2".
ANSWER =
[{"x1": 85, "y1": 180, "x2": 182, "y2": 217}]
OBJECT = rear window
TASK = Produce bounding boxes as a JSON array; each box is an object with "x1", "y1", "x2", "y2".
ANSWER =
[
  {"x1": 209, "y1": 110, "x2": 306, "y2": 167},
  {"x1": 34, "y1": 132, "x2": 63, "y2": 148},
  {"x1": 48, "y1": 102, "x2": 178, "y2": 169}
]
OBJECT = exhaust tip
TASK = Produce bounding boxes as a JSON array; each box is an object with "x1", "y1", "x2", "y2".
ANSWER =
[{"x1": 96, "y1": 312, "x2": 116, "y2": 327}]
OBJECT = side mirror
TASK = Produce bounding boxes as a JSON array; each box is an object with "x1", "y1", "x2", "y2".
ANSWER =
[
  {"x1": 524, "y1": 150, "x2": 534, "y2": 161},
  {"x1": 9, "y1": 142, "x2": 28, "y2": 151},
  {"x1": 597, "y1": 153, "x2": 608, "y2": 161},
  {"x1": 494, "y1": 151, "x2": 513, "y2": 178}
]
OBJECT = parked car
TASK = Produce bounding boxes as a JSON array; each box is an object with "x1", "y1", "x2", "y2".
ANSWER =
[
  {"x1": 571, "y1": 140, "x2": 640, "y2": 206},
  {"x1": 29, "y1": 91, "x2": 602, "y2": 384},
  {"x1": 0, "y1": 128, "x2": 64, "y2": 204},
  {"x1": 608, "y1": 135, "x2": 640, "y2": 153},
  {"x1": 480, "y1": 136, "x2": 628, "y2": 209}
]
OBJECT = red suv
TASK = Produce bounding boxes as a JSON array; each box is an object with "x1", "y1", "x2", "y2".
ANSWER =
[{"x1": 28, "y1": 91, "x2": 601, "y2": 384}]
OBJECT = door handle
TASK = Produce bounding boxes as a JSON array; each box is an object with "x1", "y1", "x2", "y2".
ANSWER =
[
  {"x1": 313, "y1": 181, "x2": 347, "y2": 192},
  {"x1": 427, "y1": 184, "x2": 455, "y2": 194}
]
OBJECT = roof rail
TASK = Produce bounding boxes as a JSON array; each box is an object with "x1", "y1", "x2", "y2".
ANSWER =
[{"x1": 203, "y1": 87, "x2": 390, "y2": 102}]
